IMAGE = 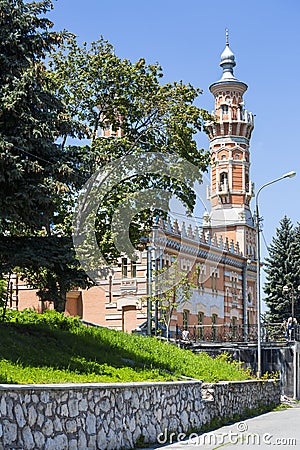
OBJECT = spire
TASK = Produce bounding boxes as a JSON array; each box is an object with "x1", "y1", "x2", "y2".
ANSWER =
[{"x1": 219, "y1": 28, "x2": 237, "y2": 81}]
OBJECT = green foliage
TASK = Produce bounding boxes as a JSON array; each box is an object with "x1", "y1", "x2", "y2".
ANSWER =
[
  {"x1": 47, "y1": 36, "x2": 211, "y2": 261},
  {"x1": 0, "y1": 309, "x2": 252, "y2": 384},
  {"x1": 0, "y1": 278, "x2": 6, "y2": 308},
  {"x1": 272, "y1": 403, "x2": 293, "y2": 411},
  {"x1": 264, "y1": 216, "x2": 300, "y2": 322},
  {"x1": 48, "y1": 36, "x2": 210, "y2": 166},
  {"x1": 0, "y1": 0, "x2": 89, "y2": 311},
  {"x1": 3, "y1": 308, "x2": 82, "y2": 331},
  {"x1": 0, "y1": 0, "x2": 70, "y2": 232},
  {"x1": 200, "y1": 402, "x2": 279, "y2": 433},
  {"x1": 260, "y1": 370, "x2": 280, "y2": 382},
  {"x1": 0, "y1": 2, "x2": 211, "y2": 312},
  {"x1": 0, "y1": 236, "x2": 90, "y2": 312},
  {"x1": 151, "y1": 259, "x2": 196, "y2": 340}
]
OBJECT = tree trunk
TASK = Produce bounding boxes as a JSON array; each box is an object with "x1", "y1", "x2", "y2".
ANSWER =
[
  {"x1": 54, "y1": 283, "x2": 67, "y2": 313},
  {"x1": 55, "y1": 292, "x2": 66, "y2": 313}
]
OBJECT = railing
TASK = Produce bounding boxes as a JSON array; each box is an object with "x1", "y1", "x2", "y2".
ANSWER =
[
  {"x1": 217, "y1": 182, "x2": 229, "y2": 195},
  {"x1": 175, "y1": 323, "x2": 300, "y2": 344}
]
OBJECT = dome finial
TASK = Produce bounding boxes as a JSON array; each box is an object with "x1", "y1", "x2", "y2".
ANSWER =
[
  {"x1": 225, "y1": 28, "x2": 229, "y2": 46},
  {"x1": 219, "y1": 29, "x2": 236, "y2": 81}
]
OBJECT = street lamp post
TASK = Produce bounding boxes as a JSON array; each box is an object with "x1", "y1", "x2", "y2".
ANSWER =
[
  {"x1": 146, "y1": 245, "x2": 153, "y2": 336},
  {"x1": 139, "y1": 236, "x2": 154, "y2": 336},
  {"x1": 255, "y1": 171, "x2": 296, "y2": 377}
]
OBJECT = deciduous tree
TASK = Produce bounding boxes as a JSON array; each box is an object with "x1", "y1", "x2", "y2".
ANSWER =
[
  {"x1": 48, "y1": 36, "x2": 211, "y2": 261},
  {"x1": 151, "y1": 259, "x2": 195, "y2": 341}
]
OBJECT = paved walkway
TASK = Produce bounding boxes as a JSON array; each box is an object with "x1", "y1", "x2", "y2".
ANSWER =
[{"x1": 138, "y1": 404, "x2": 300, "y2": 449}]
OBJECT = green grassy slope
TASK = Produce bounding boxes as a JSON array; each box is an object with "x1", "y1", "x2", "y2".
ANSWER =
[{"x1": 0, "y1": 309, "x2": 252, "y2": 384}]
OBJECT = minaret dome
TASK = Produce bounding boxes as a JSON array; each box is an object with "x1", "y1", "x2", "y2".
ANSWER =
[{"x1": 219, "y1": 29, "x2": 237, "y2": 81}]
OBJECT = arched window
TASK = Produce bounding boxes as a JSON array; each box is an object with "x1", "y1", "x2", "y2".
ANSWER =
[
  {"x1": 212, "y1": 314, "x2": 218, "y2": 341},
  {"x1": 220, "y1": 172, "x2": 228, "y2": 189},
  {"x1": 198, "y1": 312, "x2": 204, "y2": 340},
  {"x1": 221, "y1": 105, "x2": 229, "y2": 114},
  {"x1": 183, "y1": 310, "x2": 189, "y2": 330}
]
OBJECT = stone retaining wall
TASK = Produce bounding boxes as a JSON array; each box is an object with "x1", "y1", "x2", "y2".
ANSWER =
[
  {"x1": 0, "y1": 379, "x2": 280, "y2": 450},
  {"x1": 202, "y1": 379, "x2": 281, "y2": 424}
]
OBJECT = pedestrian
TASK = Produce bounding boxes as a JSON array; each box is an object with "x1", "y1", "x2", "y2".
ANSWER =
[
  {"x1": 285, "y1": 317, "x2": 297, "y2": 341},
  {"x1": 182, "y1": 329, "x2": 189, "y2": 341}
]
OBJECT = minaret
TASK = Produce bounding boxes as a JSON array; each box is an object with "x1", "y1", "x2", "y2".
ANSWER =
[{"x1": 205, "y1": 30, "x2": 256, "y2": 258}]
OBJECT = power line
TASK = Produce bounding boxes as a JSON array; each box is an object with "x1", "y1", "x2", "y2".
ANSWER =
[{"x1": 261, "y1": 230, "x2": 269, "y2": 252}]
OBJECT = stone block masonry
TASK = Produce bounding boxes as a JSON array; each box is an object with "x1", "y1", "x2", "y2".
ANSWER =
[{"x1": 0, "y1": 379, "x2": 280, "y2": 450}]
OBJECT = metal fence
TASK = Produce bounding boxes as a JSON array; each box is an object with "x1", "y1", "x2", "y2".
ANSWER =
[{"x1": 175, "y1": 323, "x2": 300, "y2": 344}]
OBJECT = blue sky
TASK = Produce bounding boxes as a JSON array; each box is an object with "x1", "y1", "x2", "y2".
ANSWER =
[{"x1": 49, "y1": 0, "x2": 300, "y2": 268}]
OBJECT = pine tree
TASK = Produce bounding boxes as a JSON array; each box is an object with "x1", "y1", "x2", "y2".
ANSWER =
[
  {"x1": 264, "y1": 216, "x2": 295, "y2": 322},
  {"x1": 289, "y1": 222, "x2": 300, "y2": 320},
  {"x1": 0, "y1": 1, "x2": 88, "y2": 312},
  {"x1": 0, "y1": 0, "x2": 70, "y2": 232}
]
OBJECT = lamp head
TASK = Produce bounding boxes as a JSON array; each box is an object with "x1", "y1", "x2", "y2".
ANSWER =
[{"x1": 282, "y1": 171, "x2": 296, "y2": 178}]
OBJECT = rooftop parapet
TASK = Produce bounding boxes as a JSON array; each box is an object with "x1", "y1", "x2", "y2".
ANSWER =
[{"x1": 156, "y1": 217, "x2": 242, "y2": 257}]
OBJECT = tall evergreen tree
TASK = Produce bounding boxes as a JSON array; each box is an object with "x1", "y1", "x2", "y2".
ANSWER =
[
  {"x1": 288, "y1": 222, "x2": 300, "y2": 319},
  {"x1": 264, "y1": 216, "x2": 296, "y2": 322},
  {"x1": 0, "y1": 1, "x2": 88, "y2": 311},
  {"x1": 0, "y1": 0, "x2": 71, "y2": 233}
]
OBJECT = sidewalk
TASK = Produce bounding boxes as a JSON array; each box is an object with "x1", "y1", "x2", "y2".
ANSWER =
[{"x1": 138, "y1": 402, "x2": 300, "y2": 449}]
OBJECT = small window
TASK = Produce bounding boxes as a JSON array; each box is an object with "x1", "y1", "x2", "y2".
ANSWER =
[
  {"x1": 131, "y1": 261, "x2": 136, "y2": 278},
  {"x1": 211, "y1": 272, "x2": 218, "y2": 292},
  {"x1": 212, "y1": 314, "x2": 218, "y2": 340},
  {"x1": 121, "y1": 258, "x2": 128, "y2": 278},
  {"x1": 245, "y1": 173, "x2": 249, "y2": 191},
  {"x1": 222, "y1": 154, "x2": 226, "y2": 160},
  {"x1": 231, "y1": 316, "x2": 238, "y2": 339},
  {"x1": 232, "y1": 276, "x2": 237, "y2": 296},
  {"x1": 196, "y1": 264, "x2": 205, "y2": 290},
  {"x1": 198, "y1": 312, "x2": 204, "y2": 340},
  {"x1": 183, "y1": 309, "x2": 189, "y2": 330},
  {"x1": 247, "y1": 311, "x2": 252, "y2": 333}
]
